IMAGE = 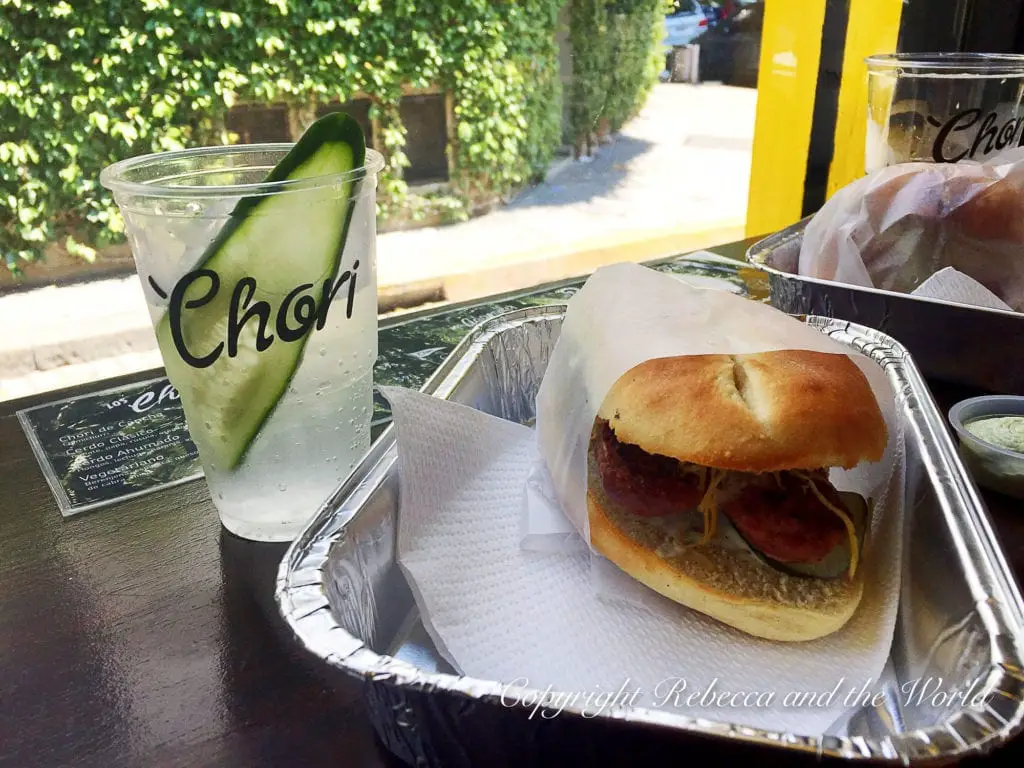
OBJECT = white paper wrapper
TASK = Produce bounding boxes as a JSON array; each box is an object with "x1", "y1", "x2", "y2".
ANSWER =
[
  {"x1": 798, "y1": 151, "x2": 1024, "y2": 311},
  {"x1": 534, "y1": 263, "x2": 902, "y2": 549},
  {"x1": 379, "y1": 262, "x2": 907, "y2": 735},
  {"x1": 911, "y1": 266, "x2": 1013, "y2": 311}
]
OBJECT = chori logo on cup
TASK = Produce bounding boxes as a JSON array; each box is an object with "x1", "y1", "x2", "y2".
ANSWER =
[
  {"x1": 150, "y1": 260, "x2": 361, "y2": 370},
  {"x1": 929, "y1": 107, "x2": 1024, "y2": 162}
]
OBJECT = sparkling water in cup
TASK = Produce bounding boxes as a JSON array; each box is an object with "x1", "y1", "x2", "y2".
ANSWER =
[
  {"x1": 102, "y1": 134, "x2": 384, "y2": 542},
  {"x1": 865, "y1": 52, "x2": 1024, "y2": 173}
]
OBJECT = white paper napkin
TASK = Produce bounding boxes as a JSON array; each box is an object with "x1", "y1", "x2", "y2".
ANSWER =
[
  {"x1": 910, "y1": 266, "x2": 1013, "y2": 311},
  {"x1": 383, "y1": 383, "x2": 904, "y2": 735}
]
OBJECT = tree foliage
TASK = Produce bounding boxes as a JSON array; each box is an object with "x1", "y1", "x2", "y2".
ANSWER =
[
  {"x1": 0, "y1": 0, "x2": 564, "y2": 272},
  {"x1": 569, "y1": 0, "x2": 666, "y2": 153}
]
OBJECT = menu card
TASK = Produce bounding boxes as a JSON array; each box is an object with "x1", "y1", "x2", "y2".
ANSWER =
[{"x1": 17, "y1": 377, "x2": 202, "y2": 516}]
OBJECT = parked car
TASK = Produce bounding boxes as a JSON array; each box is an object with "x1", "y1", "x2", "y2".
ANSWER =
[
  {"x1": 692, "y1": 0, "x2": 764, "y2": 87},
  {"x1": 701, "y1": 2, "x2": 723, "y2": 25},
  {"x1": 663, "y1": 0, "x2": 713, "y2": 49}
]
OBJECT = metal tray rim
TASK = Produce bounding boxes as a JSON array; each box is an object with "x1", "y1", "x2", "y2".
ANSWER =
[
  {"x1": 275, "y1": 306, "x2": 1024, "y2": 764},
  {"x1": 745, "y1": 219, "x2": 1023, "y2": 320}
]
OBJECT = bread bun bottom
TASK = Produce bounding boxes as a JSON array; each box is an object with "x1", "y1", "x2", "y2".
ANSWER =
[{"x1": 587, "y1": 458, "x2": 865, "y2": 642}]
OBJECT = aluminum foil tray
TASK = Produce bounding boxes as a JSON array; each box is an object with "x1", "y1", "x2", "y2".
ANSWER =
[
  {"x1": 276, "y1": 306, "x2": 1024, "y2": 766},
  {"x1": 746, "y1": 219, "x2": 1024, "y2": 396}
]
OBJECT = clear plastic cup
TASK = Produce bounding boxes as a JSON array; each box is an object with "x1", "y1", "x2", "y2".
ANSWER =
[
  {"x1": 101, "y1": 145, "x2": 384, "y2": 542},
  {"x1": 865, "y1": 52, "x2": 1024, "y2": 173},
  {"x1": 949, "y1": 395, "x2": 1024, "y2": 500}
]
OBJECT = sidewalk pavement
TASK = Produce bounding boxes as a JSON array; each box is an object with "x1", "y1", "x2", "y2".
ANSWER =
[{"x1": 1, "y1": 83, "x2": 756, "y2": 403}]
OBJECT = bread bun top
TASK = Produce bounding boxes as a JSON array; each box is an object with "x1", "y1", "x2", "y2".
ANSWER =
[{"x1": 596, "y1": 349, "x2": 886, "y2": 472}]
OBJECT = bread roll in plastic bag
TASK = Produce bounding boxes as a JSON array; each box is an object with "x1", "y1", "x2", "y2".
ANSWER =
[{"x1": 798, "y1": 149, "x2": 1024, "y2": 311}]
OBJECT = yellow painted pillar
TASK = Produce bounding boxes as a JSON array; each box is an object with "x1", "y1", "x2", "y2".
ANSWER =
[
  {"x1": 827, "y1": 0, "x2": 904, "y2": 198},
  {"x1": 745, "y1": 0, "x2": 828, "y2": 238},
  {"x1": 745, "y1": 0, "x2": 905, "y2": 238}
]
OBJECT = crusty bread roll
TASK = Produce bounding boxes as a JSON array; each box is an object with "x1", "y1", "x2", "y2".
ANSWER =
[
  {"x1": 596, "y1": 350, "x2": 887, "y2": 472},
  {"x1": 587, "y1": 349, "x2": 887, "y2": 642},
  {"x1": 948, "y1": 176, "x2": 1024, "y2": 244}
]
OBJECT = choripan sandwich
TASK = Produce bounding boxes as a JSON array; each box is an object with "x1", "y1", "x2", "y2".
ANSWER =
[{"x1": 586, "y1": 349, "x2": 888, "y2": 642}]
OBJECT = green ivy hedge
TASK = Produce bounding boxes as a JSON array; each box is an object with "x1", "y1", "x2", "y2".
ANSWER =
[
  {"x1": 569, "y1": 0, "x2": 666, "y2": 153},
  {"x1": 1, "y1": 0, "x2": 564, "y2": 273}
]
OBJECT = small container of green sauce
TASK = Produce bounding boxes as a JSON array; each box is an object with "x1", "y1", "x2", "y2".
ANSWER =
[{"x1": 949, "y1": 396, "x2": 1024, "y2": 499}]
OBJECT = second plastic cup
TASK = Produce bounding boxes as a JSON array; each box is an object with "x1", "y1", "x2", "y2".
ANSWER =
[{"x1": 865, "y1": 52, "x2": 1024, "y2": 173}]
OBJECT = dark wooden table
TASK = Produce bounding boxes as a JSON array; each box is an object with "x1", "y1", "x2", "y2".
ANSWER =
[{"x1": 2, "y1": 241, "x2": 1023, "y2": 767}]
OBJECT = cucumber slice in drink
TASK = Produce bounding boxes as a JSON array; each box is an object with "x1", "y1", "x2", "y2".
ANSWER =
[{"x1": 156, "y1": 113, "x2": 367, "y2": 472}]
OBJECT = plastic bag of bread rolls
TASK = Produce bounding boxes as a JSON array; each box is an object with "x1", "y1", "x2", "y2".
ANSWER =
[{"x1": 798, "y1": 148, "x2": 1024, "y2": 311}]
